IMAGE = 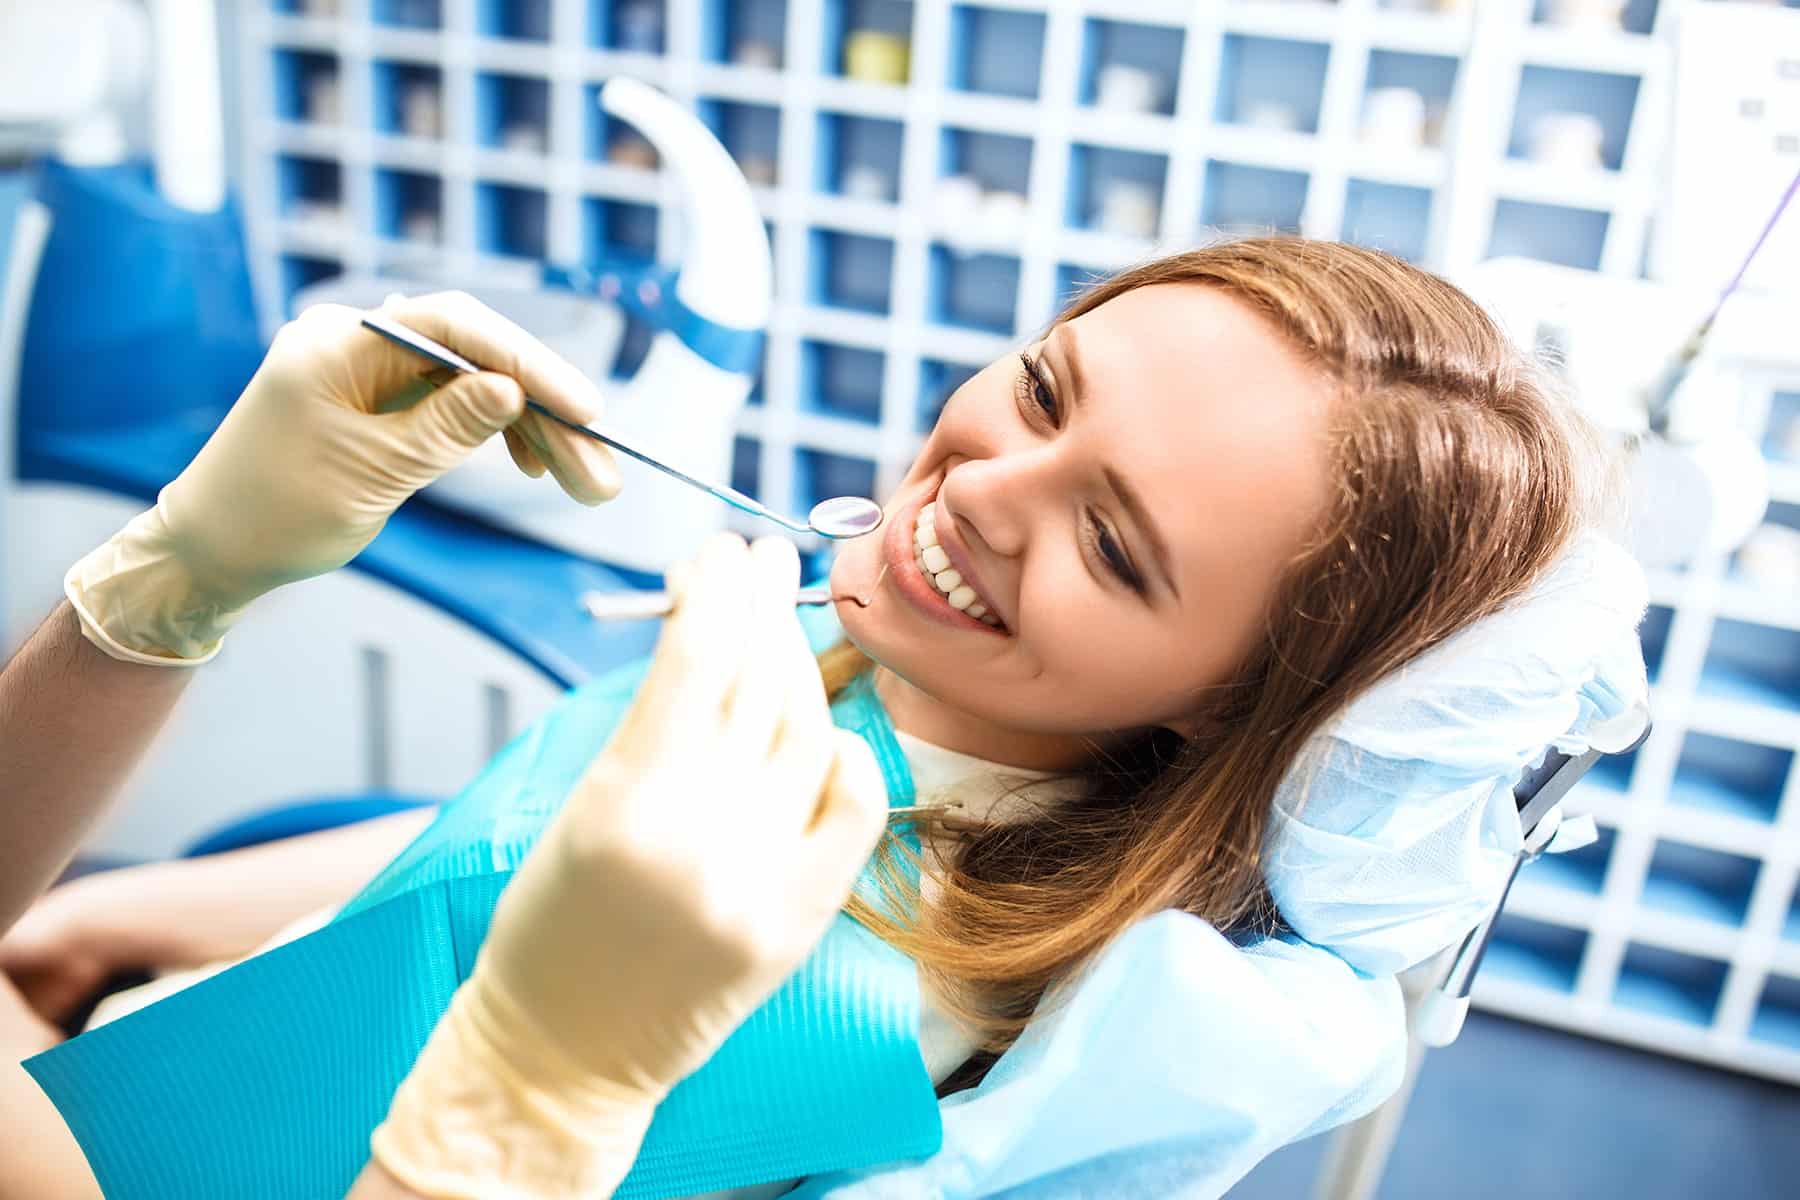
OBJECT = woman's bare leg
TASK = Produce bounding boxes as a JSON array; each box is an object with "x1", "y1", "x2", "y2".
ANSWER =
[{"x1": 0, "y1": 972, "x2": 99, "y2": 1200}]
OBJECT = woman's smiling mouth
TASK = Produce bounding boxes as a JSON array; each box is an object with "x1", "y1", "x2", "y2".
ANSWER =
[{"x1": 912, "y1": 502, "x2": 1002, "y2": 626}]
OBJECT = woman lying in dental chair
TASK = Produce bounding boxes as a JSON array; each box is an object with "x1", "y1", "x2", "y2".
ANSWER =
[{"x1": 2, "y1": 237, "x2": 1648, "y2": 1199}]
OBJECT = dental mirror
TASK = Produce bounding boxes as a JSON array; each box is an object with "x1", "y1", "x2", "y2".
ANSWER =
[
  {"x1": 361, "y1": 312, "x2": 885, "y2": 541},
  {"x1": 806, "y1": 495, "x2": 885, "y2": 539}
]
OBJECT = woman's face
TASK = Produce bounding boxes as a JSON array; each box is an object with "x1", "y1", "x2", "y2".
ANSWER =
[{"x1": 830, "y1": 283, "x2": 1334, "y2": 757}]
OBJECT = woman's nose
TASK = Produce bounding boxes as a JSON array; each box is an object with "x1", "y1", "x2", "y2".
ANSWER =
[{"x1": 937, "y1": 451, "x2": 1048, "y2": 560}]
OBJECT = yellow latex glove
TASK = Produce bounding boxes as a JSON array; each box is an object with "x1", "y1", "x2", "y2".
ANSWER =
[
  {"x1": 370, "y1": 535, "x2": 888, "y2": 1200},
  {"x1": 64, "y1": 292, "x2": 620, "y2": 664}
]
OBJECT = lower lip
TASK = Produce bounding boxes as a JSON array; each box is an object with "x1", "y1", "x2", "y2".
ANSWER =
[{"x1": 880, "y1": 485, "x2": 1005, "y2": 635}]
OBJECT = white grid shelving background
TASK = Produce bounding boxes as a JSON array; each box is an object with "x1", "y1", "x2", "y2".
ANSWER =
[{"x1": 236, "y1": 0, "x2": 1800, "y2": 1085}]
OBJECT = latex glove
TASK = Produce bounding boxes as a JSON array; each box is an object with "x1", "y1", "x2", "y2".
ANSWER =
[
  {"x1": 370, "y1": 535, "x2": 889, "y2": 1200},
  {"x1": 64, "y1": 292, "x2": 620, "y2": 664}
]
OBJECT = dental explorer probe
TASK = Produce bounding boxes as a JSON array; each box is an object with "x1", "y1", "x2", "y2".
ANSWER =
[
  {"x1": 359, "y1": 312, "x2": 886, "y2": 541},
  {"x1": 582, "y1": 566, "x2": 889, "y2": 622}
]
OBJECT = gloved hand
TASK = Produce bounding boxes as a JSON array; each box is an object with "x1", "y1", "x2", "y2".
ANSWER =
[
  {"x1": 370, "y1": 535, "x2": 889, "y2": 1200},
  {"x1": 64, "y1": 291, "x2": 620, "y2": 664}
]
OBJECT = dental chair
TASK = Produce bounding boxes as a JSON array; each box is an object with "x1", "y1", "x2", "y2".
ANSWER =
[{"x1": 1312, "y1": 726, "x2": 1650, "y2": 1200}]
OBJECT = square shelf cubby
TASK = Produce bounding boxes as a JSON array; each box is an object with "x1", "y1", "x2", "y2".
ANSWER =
[
  {"x1": 809, "y1": 230, "x2": 895, "y2": 314},
  {"x1": 373, "y1": 168, "x2": 441, "y2": 243},
  {"x1": 1750, "y1": 972, "x2": 1800, "y2": 1053},
  {"x1": 277, "y1": 155, "x2": 343, "y2": 226},
  {"x1": 1640, "y1": 603, "x2": 1673, "y2": 683},
  {"x1": 479, "y1": 0, "x2": 551, "y2": 40},
  {"x1": 1068, "y1": 145, "x2": 1167, "y2": 239},
  {"x1": 918, "y1": 359, "x2": 981, "y2": 432},
  {"x1": 1531, "y1": 0, "x2": 1661, "y2": 38},
  {"x1": 1215, "y1": 35, "x2": 1330, "y2": 135},
  {"x1": 824, "y1": 0, "x2": 915, "y2": 84},
  {"x1": 1341, "y1": 180, "x2": 1433, "y2": 262},
  {"x1": 948, "y1": 5, "x2": 1046, "y2": 100},
  {"x1": 731, "y1": 435, "x2": 762, "y2": 497},
  {"x1": 705, "y1": 0, "x2": 789, "y2": 68},
  {"x1": 1482, "y1": 913, "x2": 1589, "y2": 995},
  {"x1": 940, "y1": 127, "x2": 1033, "y2": 197},
  {"x1": 1613, "y1": 943, "x2": 1729, "y2": 1028},
  {"x1": 477, "y1": 183, "x2": 547, "y2": 258},
  {"x1": 595, "y1": 0, "x2": 669, "y2": 52},
  {"x1": 700, "y1": 99, "x2": 781, "y2": 187},
  {"x1": 1079, "y1": 18, "x2": 1183, "y2": 116},
  {"x1": 1764, "y1": 391, "x2": 1800, "y2": 462},
  {"x1": 1360, "y1": 51, "x2": 1459, "y2": 149},
  {"x1": 797, "y1": 448, "x2": 879, "y2": 508},
  {"x1": 582, "y1": 197, "x2": 659, "y2": 264},
  {"x1": 1699, "y1": 618, "x2": 1800, "y2": 715},
  {"x1": 477, "y1": 73, "x2": 551, "y2": 154},
  {"x1": 1640, "y1": 840, "x2": 1762, "y2": 928},
  {"x1": 1487, "y1": 199, "x2": 1609, "y2": 271},
  {"x1": 1669, "y1": 732, "x2": 1792, "y2": 825},
  {"x1": 373, "y1": 61, "x2": 443, "y2": 139},
  {"x1": 1200, "y1": 160, "x2": 1309, "y2": 235},
  {"x1": 1507, "y1": 65, "x2": 1641, "y2": 172},
  {"x1": 372, "y1": 0, "x2": 440, "y2": 29},
  {"x1": 817, "y1": 112, "x2": 904, "y2": 202},
  {"x1": 281, "y1": 254, "x2": 342, "y2": 314},
  {"x1": 274, "y1": 49, "x2": 340, "y2": 125},
  {"x1": 802, "y1": 341, "x2": 885, "y2": 424},
  {"x1": 927, "y1": 246, "x2": 1020, "y2": 333},
  {"x1": 1526, "y1": 823, "x2": 1617, "y2": 896}
]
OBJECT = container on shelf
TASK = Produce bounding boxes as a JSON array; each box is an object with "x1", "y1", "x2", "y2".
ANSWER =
[
  {"x1": 1095, "y1": 64, "x2": 1163, "y2": 114},
  {"x1": 613, "y1": 0, "x2": 667, "y2": 53},
  {"x1": 843, "y1": 163, "x2": 894, "y2": 202},
  {"x1": 1082, "y1": 18, "x2": 1182, "y2": 116},
  {"x1": 1527, "y1": 111, "x2": 1607, "y2": 168},
  {"x1": 1542, "y1": 0, "x2": 1628, "y2": 32},
  {"x1": 844, "y1": 30, "x2": 909, "y2": 84},
  {"x1": 1360, "y1": 87, "x2": 1428, "y2": 148}
]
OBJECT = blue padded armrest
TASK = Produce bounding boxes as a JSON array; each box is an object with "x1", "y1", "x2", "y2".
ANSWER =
[{"x1": 182, "y1": 794, "x2": 440, "y2": 859}]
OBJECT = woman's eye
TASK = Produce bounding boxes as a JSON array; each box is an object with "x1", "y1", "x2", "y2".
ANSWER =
[
  {"x1": 1017, "y1": 353, "x2": 1058, "y2": 424},
  {"x1": 1091, "y1": 514, "x2": 1146, "y2": 594}
]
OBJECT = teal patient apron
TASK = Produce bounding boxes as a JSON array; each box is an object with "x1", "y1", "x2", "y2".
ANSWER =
[{"x1": 26, "y1": 623, "x2": 942, "y2": 1199}]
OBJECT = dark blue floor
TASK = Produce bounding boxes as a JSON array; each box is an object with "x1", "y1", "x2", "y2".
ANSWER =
[{"x1": 1230, "y1": 1011, "x2": 1800, "y2": 1199}]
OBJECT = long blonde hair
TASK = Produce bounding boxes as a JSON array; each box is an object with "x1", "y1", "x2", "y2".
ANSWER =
[{"x1": 832, "y1": 238, "x2": 1605, "y2": 1077}]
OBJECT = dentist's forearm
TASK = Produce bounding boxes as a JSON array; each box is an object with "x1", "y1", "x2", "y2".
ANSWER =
[{"x1": 0, "y1": 602, "x2": 194, "y2": 936}]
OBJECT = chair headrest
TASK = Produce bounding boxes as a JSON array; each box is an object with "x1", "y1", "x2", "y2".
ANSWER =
[{"x1": 1263, "y1": 532, "x2": 1650, "y2": 976}]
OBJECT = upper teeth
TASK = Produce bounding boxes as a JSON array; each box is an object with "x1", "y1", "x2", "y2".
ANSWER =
[{"x1": 914, "y1": 503, "x2": 1000, "y2": 626}]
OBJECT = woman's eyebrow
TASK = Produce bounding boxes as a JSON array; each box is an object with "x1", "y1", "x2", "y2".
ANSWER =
[{"x1": 1056, "y1": 325, "x2": 1179, "y2": 602}]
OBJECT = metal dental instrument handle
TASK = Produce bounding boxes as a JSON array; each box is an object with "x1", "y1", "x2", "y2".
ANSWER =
[
  {"x1": 582, "y1": 583, "x2": 835, "y2": 622},
  {"x1": 359, "y1": 312, "x2": 884, "y2": 540}
]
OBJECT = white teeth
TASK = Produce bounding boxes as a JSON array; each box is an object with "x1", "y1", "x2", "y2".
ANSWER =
[{"x1": 911, "y1": 499, "x2": 1003, "y2": 629}]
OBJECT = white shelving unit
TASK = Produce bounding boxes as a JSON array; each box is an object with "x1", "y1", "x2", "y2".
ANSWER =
[{"x1": 234, "y1": 0, "x2": 1800, "y2": 1085}]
